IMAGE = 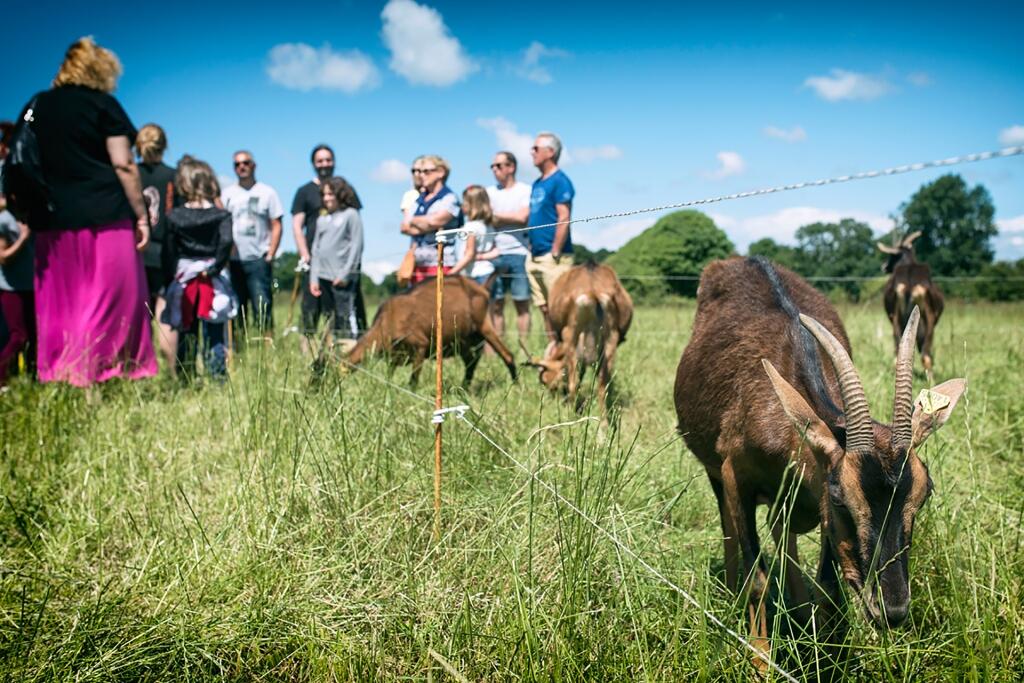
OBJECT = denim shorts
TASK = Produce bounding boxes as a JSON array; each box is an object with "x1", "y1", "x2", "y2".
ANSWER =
[{"x1": 490, "y1": 253, "x2": 530, "y2": 301}]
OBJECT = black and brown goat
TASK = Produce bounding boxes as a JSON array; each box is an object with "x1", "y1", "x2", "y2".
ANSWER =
[
  {"x1": 878, "y1": 231, "x2": 944, "y2": 377},
  {"x1": 521, "y1": 262, "x2": 633, "y2": 412},
  {"x1": 675, "y1": 257, "x2": 965, "y2": 669},
  {"x1": 345, "y1": 276, "x2": 517, "y2": 387}
]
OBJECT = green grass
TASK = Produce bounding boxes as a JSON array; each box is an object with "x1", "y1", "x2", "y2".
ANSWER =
[{"x1": 1, "y1": 299, "x2": 1022, "y2": 681}]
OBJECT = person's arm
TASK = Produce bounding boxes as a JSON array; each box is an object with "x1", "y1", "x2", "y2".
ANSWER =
[
  {"x1": 551, "y1": 203, "x2": 571, "y2": 258},
  {"x1": 267, "y1": 217, "x2": 282, "y2": 261},
  {"x1": 292, "y1": 212, "x2": 310, "y2": 263},
  {"x1": 476, "y1": 245, "x2": 500, "y2": 261},
  {"x1": 212, "y1": 213, "x2": 233, "y2": 275},
  {"x1": 0, "y1": 221, "x2": 29, "y2": 263},
  {"x1": 309, "y1": 219, "x2": 323, "y2": 296},
  {"x1": 107, "y1": 135, "x2": 149, "y2": 250},
  {"x1": 493, "y1": 206, "x2": 529, "y2": 228},
  {"x1": 449, "y1": 233, "x2": 477, "y2": 275},
  {"x1": 406, "y1": 210, "x2": 454, "y2": 234},
  {"x1": 334, "y1": 211, "x2": 363, "y2": 287}
]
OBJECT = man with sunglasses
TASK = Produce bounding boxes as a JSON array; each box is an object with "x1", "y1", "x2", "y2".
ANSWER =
[
  {"x1": 527, "y1": 132, "x2": 574, "y2": 343},
  {"x1": 222, "y1": 150, "x2": 283, "y2": 337},
  {"x1": 486, "y1": 151, "x2": 532, "y2": 344}
]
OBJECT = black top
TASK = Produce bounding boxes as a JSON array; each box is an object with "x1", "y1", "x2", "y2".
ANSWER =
[
  {"x1": 163, "y1": 207, "x2": 233, "y2": 285},
  {"x1": 290, "y1": 177, "x2": 362, "y2": 245},
  {"x1": 32, "y1": 85, "x2": 138, "y2": 230},
  {"x1": 139, "y1": 162, "x2": 179, "y2": 269}
]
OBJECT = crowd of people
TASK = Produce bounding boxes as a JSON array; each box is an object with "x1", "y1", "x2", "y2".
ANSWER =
[{"x1": 0, "y1": 37, "x2": 577, "y2": 390}]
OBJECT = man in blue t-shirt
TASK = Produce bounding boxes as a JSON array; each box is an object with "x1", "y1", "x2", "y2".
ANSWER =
[{"x1": 526, "y1": 131, "x2": 575, "y2": 343}]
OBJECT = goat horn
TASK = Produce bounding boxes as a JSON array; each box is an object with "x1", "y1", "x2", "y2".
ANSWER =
[
  {"x1": 876, "y1": 241, "x2": 901, "y2": 255},
  {"x1": 902, "y1": 230, "x2": 922, "y2": 247},
  {"x1": 891, "y1": 306, "x2": 920, "y2": 452},
  {"x1": 798, "y1": 313, "x2": 874, "y2": 454},
  {"x1": 518, "y1": 338, "x2": 542, "y2": 366}
]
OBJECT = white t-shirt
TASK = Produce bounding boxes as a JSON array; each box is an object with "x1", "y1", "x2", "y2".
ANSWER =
[
  {"x1": 486, "y1": 182, "x2": 531, "y2": 256},
  {"x1": 455, "y1": 219, "x2": 495, "y2": 278},
  {"x1": 221, "y1": 182, "x2": 284, "y2": 261}
]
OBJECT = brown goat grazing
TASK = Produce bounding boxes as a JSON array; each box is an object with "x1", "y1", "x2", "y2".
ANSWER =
[
  {"x1": 675, "y1": 257, "x2": 965, "y2": 671},
  {"x1": 878, "y1": 231, "x2": 944, "y2": 377},
  {"x1": 345, "y1": 276, "x2": 517, "y2": 387},
  {"x1": 522, "y1": 262, "x2": 633, "y2": 411}
]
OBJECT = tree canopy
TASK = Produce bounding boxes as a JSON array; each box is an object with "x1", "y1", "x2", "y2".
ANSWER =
[
  {"x1": 605, "y1": 210, "x2": 734, "y2": 299},
  {"x1": 900, "y1": 174, "x2": 997, "y2": 276}
]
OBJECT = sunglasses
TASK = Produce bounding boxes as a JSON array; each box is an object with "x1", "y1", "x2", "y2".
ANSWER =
[
  {"x1": 234, "y1": 160, "x2": 254, "y2": 168},
  {"x1": 411, "y1": 167, "x2": 438, "y2": 174},
  {"x1": 490, "y1": 162, "x2": 510, "y2": 169}
]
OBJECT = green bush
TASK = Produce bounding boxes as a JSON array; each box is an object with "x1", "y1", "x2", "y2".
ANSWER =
[{"x1": 606, "y1": 210, "x2": 734, "y2": 300}]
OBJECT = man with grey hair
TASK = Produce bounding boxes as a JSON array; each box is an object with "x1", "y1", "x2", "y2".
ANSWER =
[{"x1": 527, "y1": 131, "x2": 574, "y2": 343}]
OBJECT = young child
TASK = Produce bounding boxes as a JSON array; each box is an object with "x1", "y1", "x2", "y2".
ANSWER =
[
  {"x1": 160, "y1": 156, "x2": 236, "y2": 379},
  {"x1": 0, "y1": 194, "x2": 35, "y2": 386},
  {"x1": 451, "y1": 185, "x2": 499, "y2": 285},
  {"x1": 309, "y1": 176, "x2": 364, "y2": 344}
]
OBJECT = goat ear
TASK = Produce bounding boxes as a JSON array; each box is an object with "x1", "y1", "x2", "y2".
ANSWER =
[
  {"x1": 762, "y1": 359, "x2": 843, "y2": 466},
  {"x1": 911, "y1": 378, "x2": 966, "y2": 448}
]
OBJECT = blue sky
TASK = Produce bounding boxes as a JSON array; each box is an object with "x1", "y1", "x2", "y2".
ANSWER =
[{"x1": 4, "y1": 0, "x2": 1022, "y2": 281}]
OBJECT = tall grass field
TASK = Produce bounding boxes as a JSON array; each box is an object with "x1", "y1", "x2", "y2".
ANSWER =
[{"x1": 1, "y1": 297, "x2": 1022, "y2": 681}]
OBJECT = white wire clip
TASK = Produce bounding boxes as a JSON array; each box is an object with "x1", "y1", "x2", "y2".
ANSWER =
[
  {"x1": 435, "y1": 227, "x2": 468, "y2": 245},
  {"x1": 432, "y1": 404, "x2": 469, "y2": 424}
]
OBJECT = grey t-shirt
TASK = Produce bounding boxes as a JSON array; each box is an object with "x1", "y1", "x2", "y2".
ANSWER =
[
  {"x1": 310, "y1": 208, "x2": 363, "y2": 284},
  {"x1": 0, "y1": 210, "x2": 33, "y2": 292}
]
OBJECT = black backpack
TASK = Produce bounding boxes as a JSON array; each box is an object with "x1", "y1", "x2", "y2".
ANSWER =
[{"x1": 1, "y1": 94, "x2": 52, "y2": 224}]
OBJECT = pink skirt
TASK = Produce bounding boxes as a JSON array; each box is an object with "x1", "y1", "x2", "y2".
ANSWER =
[{"x1": 34, "y1": 219, "x2": 158, "y2": 386}]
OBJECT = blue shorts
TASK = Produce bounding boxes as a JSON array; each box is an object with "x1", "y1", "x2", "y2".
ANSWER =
[{"x1": 490, "y1": 253, "x2": 530, "y2": 302}]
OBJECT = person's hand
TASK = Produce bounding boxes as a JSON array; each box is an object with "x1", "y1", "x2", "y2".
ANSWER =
[
  {"x1": 551, "y1": 251, "x2": 562, "y2": 263},
  {"x1": 400, "y1": 220, "x2": 413, "y2": 235},
  {"x1": 135, "y1": 216, "x2": 150, "y2": 252},
  {"x1": 332, "y1": 277, "x2": 346, "y2": 288},
  {"x1": 298, "y1": 247, "x2": 311, "y2": 263},
  {"x1": 264, "y1": 253, "x2": 275, "y2": 264},
  {"x1": 310, "y1": 280, "x2": 321, "y2": 297}
]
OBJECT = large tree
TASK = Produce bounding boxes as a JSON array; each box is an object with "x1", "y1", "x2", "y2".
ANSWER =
[
  {"x1": 606, "y1": 210, "x2": 734, "y2": 299},
  {"x1": 794, "y1": 219, "x2": 879, "y2": 300},
  {"x1": 899, "y1": 174, "x2": 997, "y2": 276}
]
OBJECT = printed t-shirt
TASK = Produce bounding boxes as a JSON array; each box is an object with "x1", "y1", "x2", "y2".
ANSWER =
[
  {"x1": 221, "y1": 182, "x2": 284, "y2": 261},
  {"x1": 528, "y1": 170, "x2": 574, "y2": 256}
]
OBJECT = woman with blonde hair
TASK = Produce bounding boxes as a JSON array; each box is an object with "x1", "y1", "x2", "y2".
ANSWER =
[
  {"x1": 19, "y1": 36, "x2": 156, "y2": 386},
  {"x1": 399, "y1": 154, "x2": 459, "y2": 285},
  {"x1": 136, "y1": 123, "x2": 179, "y2": 372}
]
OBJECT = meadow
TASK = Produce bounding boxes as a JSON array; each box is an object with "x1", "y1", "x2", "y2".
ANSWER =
[{"x1": 1, "y1": 296, "x2": 1022, "y2": 681}]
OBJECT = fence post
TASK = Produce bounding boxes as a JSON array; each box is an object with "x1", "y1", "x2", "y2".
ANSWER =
[{"x1": 433, "y1": 239, "x2": 446, "y2": 541}]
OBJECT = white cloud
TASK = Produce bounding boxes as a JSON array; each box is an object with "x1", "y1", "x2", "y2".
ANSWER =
[
  {"x1": 907, "y1": 71, "x2": 932, "y2": 87},
  {"x1": 381, "y1": 0, "x2": 477, "y2": 86},
  {"x1": 804, "y1": 69, "x2": 891, "y2": 102},
  {"x1": 763, "y1": 125, "x2": 807, "y2": 143},
  {"x1": 570, "y1": 145, "x2": 624, "y2": 164},
  {"x1": 997, "y1": 214, "x2": 1024, "y2": 233},
  {"x1": 370, "y1": 159, "x2": 410, "y2": 184},
  {"x1": 710, "y1": 207, "x2": 892, "y2": 251},
  {"x1": 266, "y1": 43, "x2": 379, "y2": 93},
  {"x1": 703, "y1": 151, "x2": 746, "y2": 180},
  {"x1": 998, "y1": 125, "x2": 1024, "y2": 146},
  {"x1": 362, "y1": 259, "x2": 399, "y2": 284},
  {"x1": 476, "y1": 116, "x2": 536, "y2": 177},
  {"x1": 576, "y1": 218, "x2": 653, "y2": 251},
  {"x1": 1010, "y1": 236, "x2": 1024, "y2": 247},
  {"x1": 514, "y1": 41, "x2": 570, "y2": 84}
]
